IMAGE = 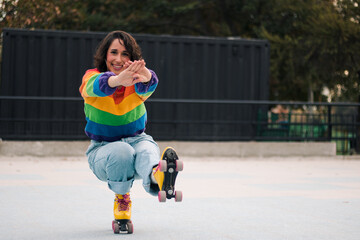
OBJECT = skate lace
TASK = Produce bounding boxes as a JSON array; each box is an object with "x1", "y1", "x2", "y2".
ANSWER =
[{"x1": 117, "y1": 194, "x2": 131, "y2": 211}]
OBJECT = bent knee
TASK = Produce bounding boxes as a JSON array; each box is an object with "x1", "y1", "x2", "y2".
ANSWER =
[{"x1": 106, "y1": 142, "x2": 135, "y2": 165}]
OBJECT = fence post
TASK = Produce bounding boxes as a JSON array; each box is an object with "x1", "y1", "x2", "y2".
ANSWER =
[
  {"x1": 327, "y1": 105, "x2": 332, "y2": 141},
  {"x1": 356, "y1": 96, "x2": 360, "y2": 153},
  {"x1": 251, "y1": 104, "x2": 256, "y2": 141}
]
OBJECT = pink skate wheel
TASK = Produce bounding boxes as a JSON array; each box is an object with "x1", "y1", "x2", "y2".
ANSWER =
[
  {"x1": 158, "y1": 191, "x2": 166, "y2": 202},
  {"x1": 176, "y1": 160, "x2": 184, "y2": 171},
  {"x1": 112, "y1": 220, "x2": 120, "y2": 234},
  {"x1": 159, "y1": 160, "x2": 167, "y2": 172},
  {"x1": 175, "y1": 191, "x2": 183, "y2": 202},
  {"x1": 127, "y1": 221, "x2": 134, "y2": 234}
]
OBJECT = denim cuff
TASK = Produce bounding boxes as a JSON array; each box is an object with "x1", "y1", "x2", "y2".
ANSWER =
[{"x1": 108, "y1": 178, "x2": 134, "y2": 195}]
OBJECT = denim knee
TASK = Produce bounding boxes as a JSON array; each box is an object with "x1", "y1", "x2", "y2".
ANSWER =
[{"x1": 104, "y1": 142, "x2": 136, "y2": 182}]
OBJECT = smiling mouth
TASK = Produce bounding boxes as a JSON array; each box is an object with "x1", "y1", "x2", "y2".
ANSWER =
[{"x1": 112, "y1": 64, "x2": 123, "y2": 71}]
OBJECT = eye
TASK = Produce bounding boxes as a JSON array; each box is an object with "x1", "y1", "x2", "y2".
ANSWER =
[
  {"x1": 122, "y1": 52, "x2": 130, "y2": 57},
  {"x1": 110, "y1": 49, "x2": 118, "y2": 55}
]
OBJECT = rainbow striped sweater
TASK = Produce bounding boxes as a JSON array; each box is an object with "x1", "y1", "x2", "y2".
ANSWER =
[{"x1": 79, "y1": 68, "x2": 158, "y2": 142}]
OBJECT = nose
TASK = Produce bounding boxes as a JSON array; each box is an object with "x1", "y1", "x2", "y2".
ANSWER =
[
  {"x1": 112, "y1": 52, "x2": 124, "y2": 64},
  {"x1": 115, "y1": 53, "x2": 123, "y2": 63}
]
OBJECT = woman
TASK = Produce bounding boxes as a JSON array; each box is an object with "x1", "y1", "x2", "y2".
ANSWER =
[{"x1": 79, "y1": 30, "x2": 182, "y2": 234}]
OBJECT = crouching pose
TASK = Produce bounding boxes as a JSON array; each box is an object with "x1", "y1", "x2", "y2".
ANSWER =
[{"x1": 79, "y1": 30, "x2": 183, "y2": 234}]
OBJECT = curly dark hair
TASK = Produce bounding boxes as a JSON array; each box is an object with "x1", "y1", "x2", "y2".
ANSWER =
[{"x1": 94, "y1": 31, "x2": 142, "y2": 72}]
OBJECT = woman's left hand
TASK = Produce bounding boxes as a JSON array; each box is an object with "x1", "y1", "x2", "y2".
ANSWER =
[{"x1": 128, "y1": 60, "x2": 152, "y2": 84}]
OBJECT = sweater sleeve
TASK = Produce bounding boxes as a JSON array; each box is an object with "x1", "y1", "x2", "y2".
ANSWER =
[
  {"x1": 134, "y1": 69, "x2": 159, "y2": 101},
  {"x1": 79, "y1": 69, "x2": 117, "y2": 98}
]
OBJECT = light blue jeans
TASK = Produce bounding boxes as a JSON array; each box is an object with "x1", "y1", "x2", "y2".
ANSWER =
[{"x1": 86, "y1": 133, "x2": 160, "y2": 196}]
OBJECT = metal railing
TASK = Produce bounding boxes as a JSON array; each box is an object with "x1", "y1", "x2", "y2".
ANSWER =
[{"x1": 1, "y1": 96, "x2": 359, "y2": 154}]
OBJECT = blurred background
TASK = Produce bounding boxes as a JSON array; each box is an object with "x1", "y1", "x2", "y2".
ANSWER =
[{"x1": 1, "y1": 0, "x2": 360, "y2": 155}]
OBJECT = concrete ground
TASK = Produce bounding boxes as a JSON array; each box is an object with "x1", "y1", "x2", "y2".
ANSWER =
[{"x1": 1, "y1": 155, "x2": 360, "y2": 240}]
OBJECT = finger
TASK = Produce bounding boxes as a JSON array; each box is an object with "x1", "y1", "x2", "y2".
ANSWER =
[
  {"x1": 131, "y1": 61, "x2": 143, "y2": 73},
  {"x1": 123, "y1": 61, "x2": 132, "y2": 69},
  {"x1": 140, "y1": 59, "x2": 146, "y2": 67},
  {"x1": 135, "y1": 62, "x2": 146, "y2": 74},
  {"x1": 127, "y1": 61, "x2": 138, "y2": 72}
]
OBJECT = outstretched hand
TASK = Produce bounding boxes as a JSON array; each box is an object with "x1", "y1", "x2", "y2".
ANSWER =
[{"x1": 112, "y1": 60, "x2": 152, "y2": 87}]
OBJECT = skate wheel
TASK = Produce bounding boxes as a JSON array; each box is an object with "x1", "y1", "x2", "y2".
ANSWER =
[
  {"x1": 176, "y1": 160, "x2": 184, "y2": 171},
  {"x1": 175, "y1": 191, "x2": 183, "y2": 202},
  {"x1": 158, "y1": 190, "x2": 166, "y2": 202},
  {"x1": 159, "y1": 160, "x2": 167, "y2": 172},
  {"x1": 112, "y1": 220, "x2": 120, "y2": 234},
  {"x1": 127, "y1": 221, "x2": 134, "y2": 234}
]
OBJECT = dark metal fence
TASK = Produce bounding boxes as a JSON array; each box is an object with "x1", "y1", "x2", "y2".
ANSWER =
[
  {"x1": 0, "y1": 96, "x2": 358, "y2": 155},
  {"x1": 1, "y1": 29, "x2": 358, "y2": 154}
]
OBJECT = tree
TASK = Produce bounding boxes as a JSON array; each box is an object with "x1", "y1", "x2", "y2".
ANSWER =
[
  {"x1": 258, "y1": 0, "x2": 360, "y2": 101},
  {"x1": 0, "y1": 0, "x2": 84, "y2": 31},
  {"x1": 1, "y1": 0, "x2": 360, "y2": 102}
]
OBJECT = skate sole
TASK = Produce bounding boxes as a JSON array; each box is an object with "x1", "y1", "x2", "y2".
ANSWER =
[
  {"x1": 158, "y1": 147, "x2": 183, "y2": 202},
  {"x1": 112, "y1": 219, "x2": 133, "y2": 234}
]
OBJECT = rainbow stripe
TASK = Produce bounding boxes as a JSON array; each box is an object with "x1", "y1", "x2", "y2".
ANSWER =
[{"x1": 79, "y1": 69, "x2": 158, "y2": 141}]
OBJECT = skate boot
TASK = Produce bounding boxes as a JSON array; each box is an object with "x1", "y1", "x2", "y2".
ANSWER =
[
  {"x1": 153, "y1": 147, "x2": 183, "y2": 202},
  {"x1": 112, "y1": 193, "x2": 133, "y2": 234}
]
